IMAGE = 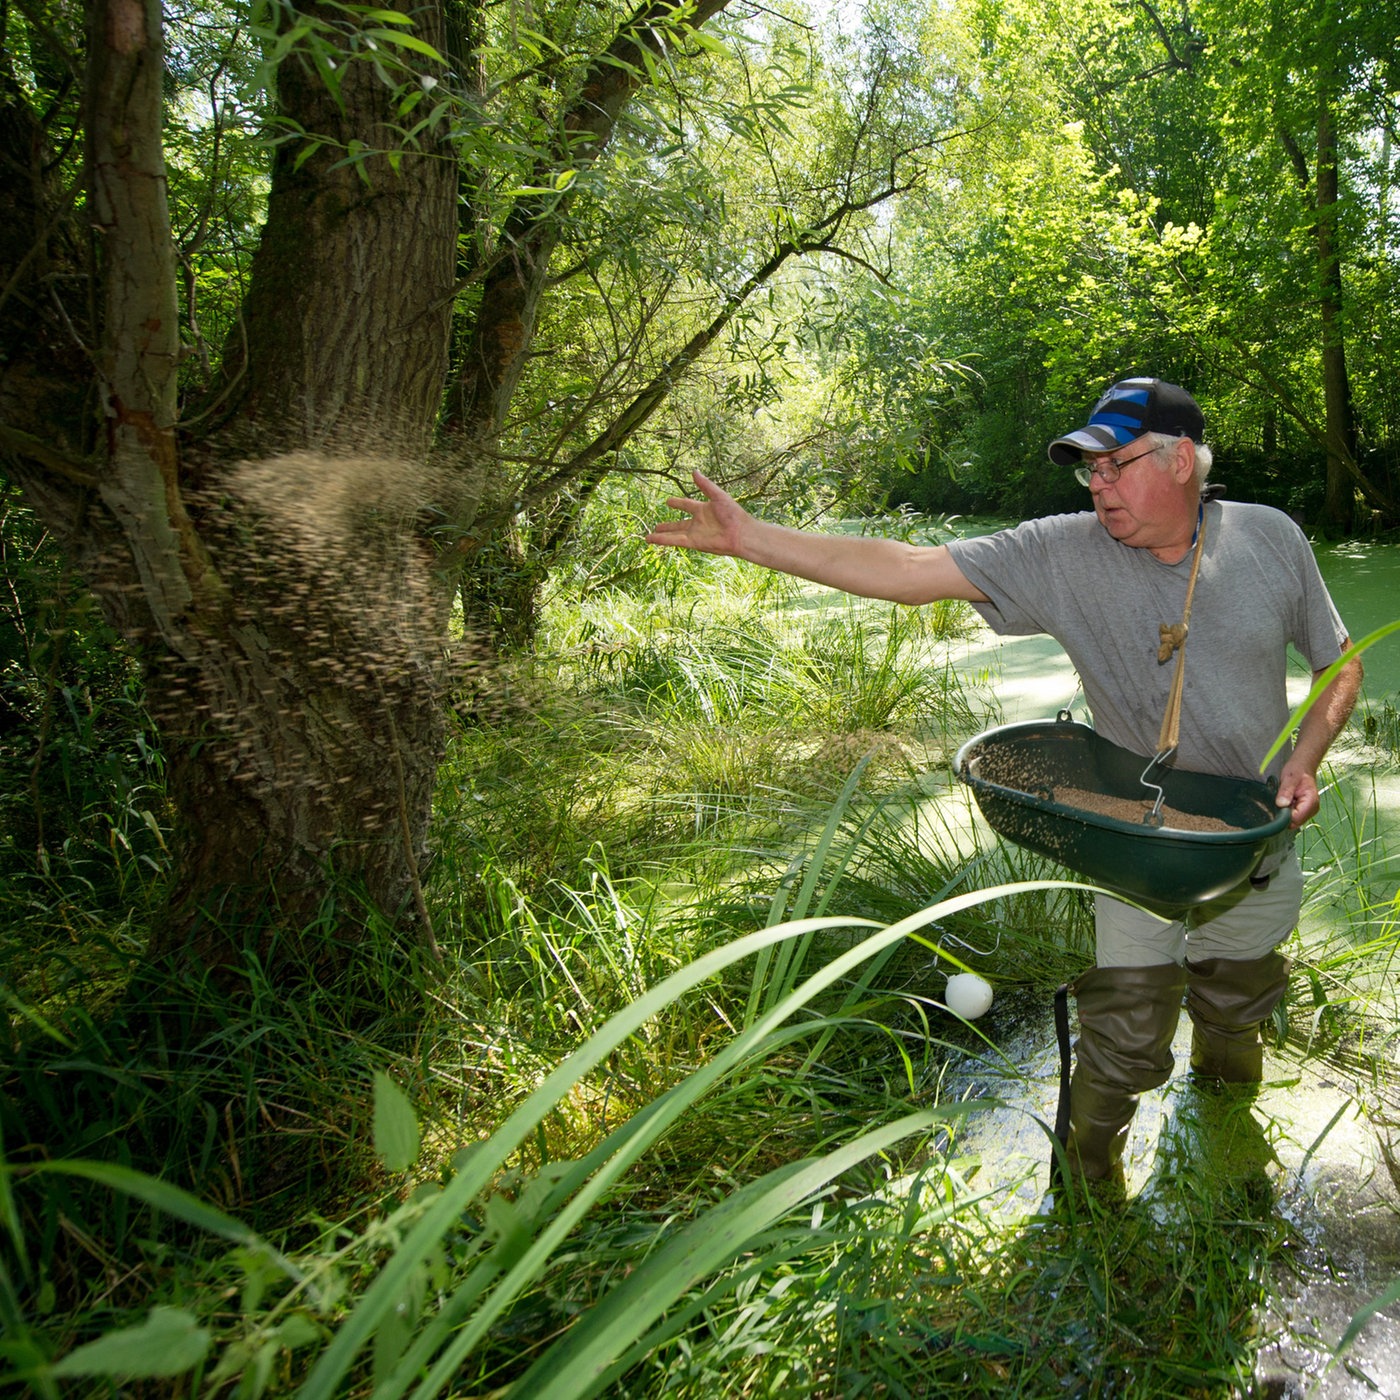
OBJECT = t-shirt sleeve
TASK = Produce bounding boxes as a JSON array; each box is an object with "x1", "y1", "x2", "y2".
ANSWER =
[
  {"x1": 1274, "y1": 516, "x2": 1351, "y2": 672},
  {"x1": 945, "y1": 516, "x2": 1086, "y2": 637}
]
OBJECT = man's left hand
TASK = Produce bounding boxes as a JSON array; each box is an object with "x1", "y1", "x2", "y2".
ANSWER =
[{"x1": 1274, "y1": 764, "x2": 1321, "y2": 829}]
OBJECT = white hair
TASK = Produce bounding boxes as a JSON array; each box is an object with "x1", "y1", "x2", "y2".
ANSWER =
[{"x1": 1148, "y1": 432, "x2": 1213, "y2": 485}]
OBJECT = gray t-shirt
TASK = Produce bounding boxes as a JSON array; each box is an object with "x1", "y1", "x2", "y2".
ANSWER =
[{"x1": 945, "y1": 500, "x2": 1350, "y2": 783}]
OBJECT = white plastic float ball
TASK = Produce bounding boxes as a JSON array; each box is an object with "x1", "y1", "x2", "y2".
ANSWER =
[{"x1": 944, "y1": 972, "x2": 994, "y2": 1020}]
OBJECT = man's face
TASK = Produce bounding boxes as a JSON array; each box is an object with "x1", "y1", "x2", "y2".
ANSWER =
[{"x1": 1081, "y1": 437, "x2": 1189, "y2": 550}]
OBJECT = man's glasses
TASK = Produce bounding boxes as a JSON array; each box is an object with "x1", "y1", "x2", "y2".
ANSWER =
[{"x1": 1073, "y1": 446, "x2": 1161, "y2": 488}]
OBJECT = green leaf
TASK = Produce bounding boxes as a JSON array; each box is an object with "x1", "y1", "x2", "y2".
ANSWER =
[
  {"x1": 0, "y1": 1133, "x2": 23, "y2": 1258},
  {"x1": 268, "y1": 22, "x2": 314, "y2": 64},
  {"x1": 1258, "y1": 620, "x2": 1399, "y2": 770},
  {"x1": 33, "y1": 1161, "x2": 267, "y2": 1250},
  {"x1": 299, "y1": 884, "x2": 1075, "y2": 1400},
  {"x1": 51, "y1": 1307, "x2": 210, "y2": 1378},
  {"x1": 292, "y1": 139, "x2": 325, "y2": 173},
  {"x1": 373, "y1": 1071, "x2": 421, "y2": 1173},
  {"x1": 364, "y1": 28, "x2": 445, "y2": 62},
  {"x1": 510, "y1": 1111, "x2": 955, "y2": 1399},
  {"x1": 372, "y1": 1299, "x2": 415, "y2": 1390},
  {"x1": 1332, "y1": 1276, "x2": 1400, "y2": 1362},
  {"x1": 275, "y1": 1311, "x2": 322, "y2": 1349}
]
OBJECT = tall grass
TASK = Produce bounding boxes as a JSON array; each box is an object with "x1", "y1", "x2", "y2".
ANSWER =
[{"x1": 5, "y1": 524, "x2": 1400, "y2": 1395}]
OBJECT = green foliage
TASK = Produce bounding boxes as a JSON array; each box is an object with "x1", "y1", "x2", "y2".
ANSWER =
[
  {"x1": 1358, "y1": 695, "x2": 1400, "y2": 757},
  {"x1": 5, "y1": 882, "x2": 1056, "y2": 1398},
  {"x1": 0, "y1": 484, "x2": 167, "y2": 895},
  {"x1": 445, "y1": 529, "x2": 981, "y2": 893},
  {"x1": 5, "y1": 531, "x2": 1398, "y2": 1395},
  {"x1": 10, "y1": 0, "x2": 1400, "y2": 1379},
  {"x1": 814, "y1": 0, "x2": 1400, "y2": 526}
]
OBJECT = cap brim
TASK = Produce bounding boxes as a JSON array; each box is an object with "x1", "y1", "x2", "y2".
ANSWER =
[{"x1": 1047, "y1": 424, "x2": 1135, "y2": 466}]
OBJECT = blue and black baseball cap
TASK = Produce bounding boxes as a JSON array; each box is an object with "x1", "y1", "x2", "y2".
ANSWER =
[{"x1": 1047, "y1": 377, "x2": 1205, "y2": 465}]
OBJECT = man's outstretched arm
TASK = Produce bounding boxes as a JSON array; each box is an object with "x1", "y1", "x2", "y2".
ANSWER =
[{"x1": 645, "y1": 471, "x2": 991, "y2": 607}]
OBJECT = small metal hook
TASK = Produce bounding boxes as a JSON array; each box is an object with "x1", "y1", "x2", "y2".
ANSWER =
[{"x1": 1138, "y1": 747, "x2": 1176, "y2": 826}]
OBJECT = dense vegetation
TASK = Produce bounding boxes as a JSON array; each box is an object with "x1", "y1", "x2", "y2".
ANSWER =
[
  {"x1": 6, "y1": 480, "x2": 1400, "y2": 1393},
  {"x1": 4, "y1": 0, "x2": 1400, "y2": 1391}
]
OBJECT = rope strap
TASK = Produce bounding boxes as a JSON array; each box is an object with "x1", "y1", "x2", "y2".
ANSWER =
[{"x1": 1155, "y1": 504, "x2": 1207, "y2": 756}]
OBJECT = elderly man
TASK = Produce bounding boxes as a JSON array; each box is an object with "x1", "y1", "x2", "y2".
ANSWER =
[{"x1": 646, "y1": 377, "x2": 1362, "y2": 1188}]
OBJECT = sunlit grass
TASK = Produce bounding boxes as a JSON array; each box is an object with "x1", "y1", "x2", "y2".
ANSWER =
[{"x1": 5, "y1": 535, "x2": 1400, "y2": 1395}]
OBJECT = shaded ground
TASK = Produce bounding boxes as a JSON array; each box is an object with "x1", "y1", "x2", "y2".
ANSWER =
[{"x1": 941, "y1": 987, "x2": 1400, "y2": 1397}]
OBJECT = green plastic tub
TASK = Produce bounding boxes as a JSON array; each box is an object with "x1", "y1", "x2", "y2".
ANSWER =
[{"x1": 953, "y1": 716, "x2": 1291, "y2": 906}]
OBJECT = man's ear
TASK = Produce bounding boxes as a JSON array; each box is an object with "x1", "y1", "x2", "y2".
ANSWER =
[{"x1": 1172, "y1": 438, "x2": 1197, "y2": 484}]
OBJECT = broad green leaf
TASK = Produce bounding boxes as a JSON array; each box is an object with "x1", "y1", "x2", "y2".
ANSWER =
[
  {"x1": 278, "y1": 1312, "x2": 322, "y2": 1349},
  {"x1": 373, "y1": 1302, "x2": 416, "y2": 1391},
  {"x1": 51, "y1": 1307, "x2": 209, "y2": 1378},
  {"x1": 373, "y1": 1071, "x2": 421, "y2": 1173}
]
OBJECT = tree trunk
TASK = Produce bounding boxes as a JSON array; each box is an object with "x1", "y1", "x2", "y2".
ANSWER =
[
  {"x1": 1274, "y1": 98, "x2": 1390, "y2": 531},
  {"x1": 3, "y1": 0, "x2": 460, "y2": 977},
  {"x1": 154, "y1": 0, "x2": 462, "y2": 968},
  {"x1": 206, "y1": 3, "x2": 459, "y2": 464},
  {"x1": 441, "y1": 0, "x2": 730, "y2": 459},
  {"x1": 1315, "y1": 91, "x2": 1359, "y2": 533},
  {"x1": 144, "y1": 450, "x2": 452, "y2": 969},
  {"x1": 2, "y1": 0, "x2": 817, "y2": 984}
]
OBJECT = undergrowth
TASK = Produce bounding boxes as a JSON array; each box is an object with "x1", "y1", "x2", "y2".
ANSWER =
[{"x1": 2, "y1": 523, "x2": 1398, "y2": 1396}]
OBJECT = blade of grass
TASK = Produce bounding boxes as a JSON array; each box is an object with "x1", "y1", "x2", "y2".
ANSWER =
[
  {"x1": 310, "y1": 881, "x2": 1081, "y2": 1399},
  {"x1": 298, "y1": 913, "x2": 875, "y2": 1400},
  {"x1": 750, "y1": 753, "x2": 879, "y2": 1025},
  {"x1": 508, "y1": 1109, "x2": 962, "y2": 1400},
  {"x1": 1260, "y1": 620, "x2": 1400, "y2": 771},
  {"x1": 18, "y1": 1160, "x2": 304, "y2": 1289}
]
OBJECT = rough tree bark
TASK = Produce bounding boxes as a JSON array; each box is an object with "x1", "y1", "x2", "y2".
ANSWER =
[{"x1": 0, "y1": 0, "x2": 737, "y2": 979}]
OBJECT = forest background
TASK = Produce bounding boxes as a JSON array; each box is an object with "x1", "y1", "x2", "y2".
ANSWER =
[{"x1": 3, "y1": 0, "x2": 1400, "y2": 1393}]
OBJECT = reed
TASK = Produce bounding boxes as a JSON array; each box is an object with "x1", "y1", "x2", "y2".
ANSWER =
[{"x1": 5, "y1": 525, "x2": 1399, "y2": 1396}]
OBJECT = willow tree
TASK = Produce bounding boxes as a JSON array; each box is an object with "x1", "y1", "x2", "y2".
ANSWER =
[
  {"x1": 0, "y1": 0, "x2": 950, "y2": 977},
  {"x1": 1193, "y1": 0, "x2": 1400, "y2": 530},
  {"x1": 845, "y1": 0, "x2": 1400, "y2": 526}
]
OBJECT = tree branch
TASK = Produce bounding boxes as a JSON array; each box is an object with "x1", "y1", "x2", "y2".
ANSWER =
[
  {"x1": 442, "y1": 0, "x2": 734, "y2": 448},
  {"x1": 0, "y1": 422, "x2": 99, "y2": 486}
]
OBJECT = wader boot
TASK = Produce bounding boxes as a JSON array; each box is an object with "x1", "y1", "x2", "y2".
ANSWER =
[
  {"x1": 1063, "y1": 963, "x2": 1188, "y2": 1185},
  {"x1": 1186, "y1": 951, "x2": 1290, "y2": 1085}
]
